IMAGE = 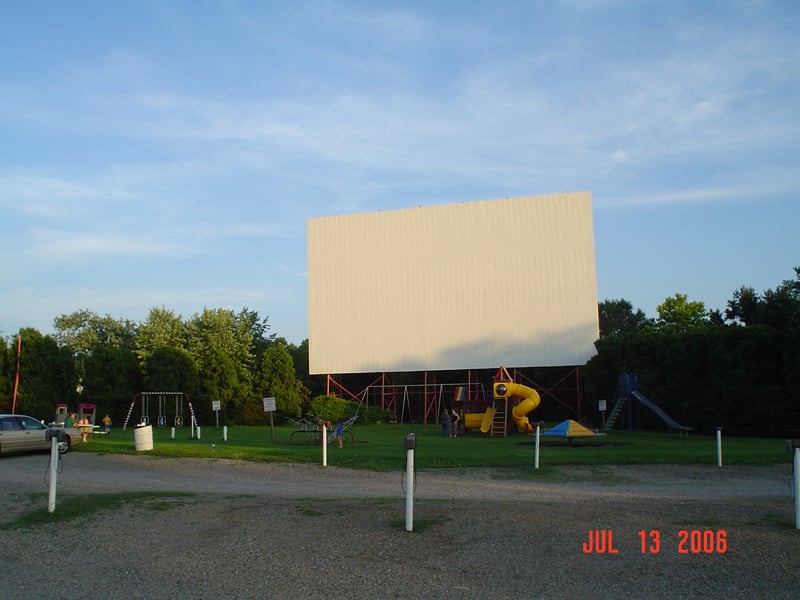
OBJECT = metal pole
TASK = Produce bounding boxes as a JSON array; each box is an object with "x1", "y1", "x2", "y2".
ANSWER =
[
  {"x1": 716, "y1": 427, "x2": 722, "y2": 467},
  {"x1": 405, "y1": 446, "x2": 414, "y2": 531},
  {"x1": 48, "y1": 436, "x2": 58, "y2": 513},
  {"x1": 11, "y1": 335, "x2": 21, "y2": 415},
  {"x1": 322, "y1": 423, "x2": 327, "y2": 467},
  {"x1": 534, "y1": 424, "x2": 541, "y2": 470},
  {"x1": 794, "y1": 448, "x2": 800, "y2": 530}
]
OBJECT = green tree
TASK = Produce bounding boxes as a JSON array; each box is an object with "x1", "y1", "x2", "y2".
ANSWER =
[
  {"x1": 13, "y1": 328, "x2": 78, "y2": 419},
  {"x1": 286, "y1": 339, "x2": 309, "y2": 380},
  {"x1": 598, "y1": 299, "x2": 650, "y2": 337},
  {"x1": 725, "y1": 268, "x2": 800, "y2": 329},
  {"x1": 254, "y1": 345, "x2": 302, "y2": 420},
  {"x1": 656, "y1": 294, "x2": 709, "y2": 329},
  {"x1": 135, "y1": 307, "x2": 187, "y2": 368},
  {"x1": 725, "y1": 286, "x2": 760, "y2": 325},
  {"x1": 143, "y1": 346, "x2": 199, "y2": 394},
  {"x1": 186, "y1": 308, "x2": 254, "y2": 421},
  {"x1": 53, "y1": 309, "x2": 137, "y2": 351},
  {"x1": 286, "y1": 338, "x2": 324, "y2": 399},
  {"x1": 785, "y1": 266, "x2": 800, "y2": 297},
  {"x1": 0, "y1": 337, "x2": 11, "y2": 412},
  {"x1": 759, "y1": 285, "x2": 800, "y2": 330},
  {"x1": 82, "y1": 344, "x2": 142, "y2": 422},
  {"x1": 585, "y1": 269, "x2": 800, "y2": 436},
  {"x1": 784, "y1": 310, "x2": 800, "y2": 419},
  {"x1": 53, "y1": 309, "x2": 138, "y2": 380},
  {"x1": 238, "y1": 308, "x2": 275, "y2": 365}
]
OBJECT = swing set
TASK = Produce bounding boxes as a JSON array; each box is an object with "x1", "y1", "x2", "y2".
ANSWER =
[{"x1": 123, "y1": 392, "x2": 197, "y2": 431}]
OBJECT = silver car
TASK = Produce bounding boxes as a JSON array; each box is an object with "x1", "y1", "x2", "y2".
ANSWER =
[{"x1": 0, "y1": 414, "x2": 82, "y2": 455}]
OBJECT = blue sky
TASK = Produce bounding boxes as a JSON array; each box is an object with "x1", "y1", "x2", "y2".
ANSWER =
[{"x1": 1, "y1": 1, "x2": 798, "y2": 345}]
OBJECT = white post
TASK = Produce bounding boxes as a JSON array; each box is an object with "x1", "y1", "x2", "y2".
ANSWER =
[
  {"x1": 322, "y1": 423, "x2": 327, "y2": 467},
  {"x1": 534, "y1": 424, "x2": 541, "y2": 470},
  {"x1": 794, "y1": 448, "x2": 800, "y2": 530},
  {"x1": 197, "y1": 426, "x2": 201, "y2": 440},
  {"x1": 405, "y1": 445, "x2": 414, "y2": 531},
  {"x1": 716, "y1": 427, "x2": 723, "y2": 467},
  {"x1": 223, "y1": 425, "x2": 228, "y2": 442},
  {"x1": 48, "y1": 435, "x2": 59, "y2": 513},
  {"x1": 171, "y1": 427, "x2": 175, "y2": 440}
]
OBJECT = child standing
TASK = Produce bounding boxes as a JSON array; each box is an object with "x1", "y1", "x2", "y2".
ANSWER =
[
  {"x1": 450, "y1": 409, "x2": 460, "y2": 438},
  {"x1": 440, "y1": 410, "x2": 451, "y2": 436},
  {"x1": 336, "y1": 418, "x2": 344, "y2": 448}
]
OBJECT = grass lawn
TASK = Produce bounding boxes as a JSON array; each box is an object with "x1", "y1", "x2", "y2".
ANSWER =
[{"x1": 78, "y1": 422, "x2": 789, "y2": 472}]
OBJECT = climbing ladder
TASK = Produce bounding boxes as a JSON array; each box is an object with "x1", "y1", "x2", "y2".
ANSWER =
[
  {"x1": 603, "y1": 372, "x2": 637, "y2": 432},
  {"x1": 490, "y1": 399, "x2": 508, "y2": 437},
  {"x1": 603, "y1": 396, "x2": 626, "y2": 431},
  {"x1": 122, "y1": 401, "x2": 137, "y2": 430}
]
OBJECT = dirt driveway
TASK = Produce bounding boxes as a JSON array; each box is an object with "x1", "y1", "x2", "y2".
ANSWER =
[{"x1": 0, "y1": 453, "x2": 797, "y2": 599}]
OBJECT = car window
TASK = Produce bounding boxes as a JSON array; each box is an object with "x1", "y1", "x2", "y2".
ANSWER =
[
  {"x1": 18, "y1": 416, "x2": 46, "y2": 431},
  {"x1": 0, "y1": 417, "x2": 22, "y2": 431}
]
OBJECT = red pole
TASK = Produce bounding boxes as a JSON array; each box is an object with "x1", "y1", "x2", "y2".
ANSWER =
[{"x1": 11, "y1": 335, "x2": 21, "y2": 414}]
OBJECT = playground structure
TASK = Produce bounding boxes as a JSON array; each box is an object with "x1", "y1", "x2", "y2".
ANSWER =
[
  {"x1": 319, "y1": 366, "x2": 591, "y2": 438},
  {"x1": 460, "y1": 367, "x2": 542, "y2": 436},
  {"x1": 323, "y1": 365, "x2": 584, "y2": 433},
  {"x1": 310, "y1": 368, "x2": 549, "y2": 439},
  {"x1": 77, "y1": 403, "x2": 97, "y2": 424},
  {"x1": 123, "y1": 392, "x2": 197, "y2": 431},
  {"x1": 321, "y1": 372, "x2": 489, "y2": 427},
  {"x1": 604, "y1": 373, "x2": 692, "y2": 434},
  {"x1": 542, "y1": 419, "x2": 597, "y2": 443}
]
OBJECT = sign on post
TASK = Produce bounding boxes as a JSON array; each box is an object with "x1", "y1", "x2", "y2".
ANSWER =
[
  {"x1": 212, "y1": 400, "x2": 221, "y2": 428},
  {"x1": 263, "y1": 397, "x2": 276, "y2": 441}
]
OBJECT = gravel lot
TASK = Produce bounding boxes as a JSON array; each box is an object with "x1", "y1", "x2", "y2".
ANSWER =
[{"x1": 0, "y1": 452, "x2": 798, "y2": 599}]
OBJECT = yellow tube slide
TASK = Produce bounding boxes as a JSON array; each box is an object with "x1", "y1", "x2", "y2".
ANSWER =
[{"x1": 501, "y1": 382, "x2": 541, "y2": 433}]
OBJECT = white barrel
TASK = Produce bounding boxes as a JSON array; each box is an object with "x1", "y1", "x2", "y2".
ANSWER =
[{"x1": 134, "y1": 424, "x2": 154, "y2": 451}]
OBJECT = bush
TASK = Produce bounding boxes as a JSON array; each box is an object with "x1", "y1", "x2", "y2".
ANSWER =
[{"x1": 308, "y1": 395, "x2": 393, "y2": 424}]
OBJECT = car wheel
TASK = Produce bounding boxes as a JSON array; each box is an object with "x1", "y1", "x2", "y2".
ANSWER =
[{"x1": 57, "y1": 436, "x2": 71, "y2": 454}]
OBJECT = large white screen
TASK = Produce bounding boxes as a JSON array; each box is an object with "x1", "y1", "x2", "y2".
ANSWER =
[{"x1": 308, "y1": 192, "x2": 599, "y2": 374}]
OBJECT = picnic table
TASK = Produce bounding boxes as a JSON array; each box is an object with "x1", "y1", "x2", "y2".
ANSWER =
[{"x1": 75, "y1": 423, "x2": 99, "y2": 442}]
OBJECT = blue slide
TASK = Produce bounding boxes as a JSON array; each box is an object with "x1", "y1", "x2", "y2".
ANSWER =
[{"x1": 630, "y1": 391, "x2": 692, "y2": 432}]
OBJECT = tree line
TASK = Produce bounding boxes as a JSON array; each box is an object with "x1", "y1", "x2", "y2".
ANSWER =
[
  {"x1": 0, "y1": 307, "x2": 320, "y2": 427},
  {"x1": 584, "y1": 267, "x2": 800, "y2": 437}
]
